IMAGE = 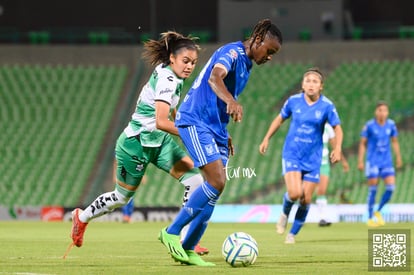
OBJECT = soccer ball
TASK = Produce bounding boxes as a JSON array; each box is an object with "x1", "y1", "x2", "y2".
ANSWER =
[{"x1": 222, "y1": 232, "x2": 258, "y2": 267}]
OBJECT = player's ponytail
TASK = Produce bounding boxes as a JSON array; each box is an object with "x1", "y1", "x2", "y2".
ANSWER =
[{"x1": 142, "y1": 31, "x2": 199, "y2": 66}]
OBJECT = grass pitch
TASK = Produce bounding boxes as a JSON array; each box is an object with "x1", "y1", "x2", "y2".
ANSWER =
[{"x1": 0, "y1": 221, "x2": 412, "y2": 274}]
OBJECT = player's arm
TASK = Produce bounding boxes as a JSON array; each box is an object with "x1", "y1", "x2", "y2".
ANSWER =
[
  {"x1": 170, "y1": 108, "x2": 177, "y2": 121},
  {"x1": 357, "y1": 137, "x2": 367, "y2": 171},
  {"x1": 329, "y1": 137, "x2": 349, "y2": 171},
  {"x1": 330, "y1": 124, "x2": 343, "y2": 163},
  {"x1": 259, "y1": 114, "x2": 285, "y2": 155},
  {"x1": 208, "y1": 64, "x2": 243, "y2": 122},
  {"x1": 391, "y1": 136, "x2": 403, "y2": 169},
  {"x1": 155, "y1": 101, "x2": 179, "y2": 136}
]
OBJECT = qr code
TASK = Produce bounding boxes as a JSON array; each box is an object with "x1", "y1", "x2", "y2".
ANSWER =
[{"x1": 369, "y1": 229, "x2": 411, "y2": 272}]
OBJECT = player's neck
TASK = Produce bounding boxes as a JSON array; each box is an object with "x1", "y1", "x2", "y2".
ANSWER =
[{"x1": 376, "y1": 118, "x2": 386, "y2": 125}]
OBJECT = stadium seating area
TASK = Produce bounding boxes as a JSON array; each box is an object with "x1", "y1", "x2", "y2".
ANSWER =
[
  {"x1": 1, "y1": 58, "x2": 413, "y2": 207},
  {"x1": 0, "y1": 64, "x2": 128, "y2": 206}
]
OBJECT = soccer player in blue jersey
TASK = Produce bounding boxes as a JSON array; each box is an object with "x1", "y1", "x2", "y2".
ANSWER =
[
  {"x1": 259, "y1": 68, "x2": 343, "y2": 244},
  {"x1": 159, "y1": 19, "x2": 283, "y2": 265},
  {"x1": 357, "y1": 101, "x2": 402, "y2": 227}
]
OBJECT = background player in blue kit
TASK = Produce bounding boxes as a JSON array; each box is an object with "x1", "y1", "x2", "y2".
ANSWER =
[
  {"x1": 159, "y1": 19, "x2": 283, "y2": 266},
  {"x1": 357, "y1": 101, "x2": 403, "y2": 227},
  {"x1": 259, "y1": 68, "x2": 343, "y2": 244}
]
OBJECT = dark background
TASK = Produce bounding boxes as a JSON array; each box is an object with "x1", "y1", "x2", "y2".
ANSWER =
[{"x1": 0, "y1": 0, "x2": 412, "y2": 43}]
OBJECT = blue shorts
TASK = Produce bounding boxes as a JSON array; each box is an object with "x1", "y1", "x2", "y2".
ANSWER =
[
  {"x1": 365, "y1": 162, "x2": 395, "y2": 179},
  {"x1": 282, "y1": 158, "x2": 320, "y2": 183},
  {"x1": 178, "y1": 125, "x2": 229, "y2": 167}
]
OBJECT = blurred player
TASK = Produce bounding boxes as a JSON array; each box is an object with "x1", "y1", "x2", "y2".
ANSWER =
[
  {"x1": 316, "y1": 123, "x2": 349, "y2": 227},
  {"x1": 158, "y1": 19, "x2": 283, "y2": 266},
  {"x1": 259, "y1": 68, "x2": 343, "y2": 244},
  {"x1": 358, "y1": 101, "x2": 403, "y2": 227},
  {"x1": 65, "y1": 31, "x2": 210, "y2": 257}
]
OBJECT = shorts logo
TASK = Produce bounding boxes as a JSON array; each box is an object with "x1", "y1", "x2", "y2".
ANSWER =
[
  {"x1": 136, "y1": 164, "x2": 144, "y2": 171},
  {"x1": 205, "y1": 144, "x2": 218, "y2": 156}
]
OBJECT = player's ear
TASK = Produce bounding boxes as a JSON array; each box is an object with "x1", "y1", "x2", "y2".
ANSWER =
[{"x1": 254, "y1": 36, "x2": 263, "y2": 47}]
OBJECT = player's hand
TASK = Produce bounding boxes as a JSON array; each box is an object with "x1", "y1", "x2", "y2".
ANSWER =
[
  {"x1": 396, "y1": 157, "x2": 403, "y2": 169},
  {"x1": 259, "y1": 139, "x2": 269, "y2": 155},
  {"x1": 226, "y1": 100, "x2": 243, "y2": 122},
  {"x1": 228, "y1": 136, "x2": 235, "y2": 156},
  {"x1": 330, "y1": 148, "x2": 341, "y2": 163},
  {"x1": 342, "y1": 161, "x2": 350, "y2": 173},
  {"x1": 357, "y1": 161, "x2": 364, "y2": 171}
]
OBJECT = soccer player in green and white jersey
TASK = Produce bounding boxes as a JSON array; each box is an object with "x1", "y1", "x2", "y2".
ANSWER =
[
  {"x1": 66, "y1": 31, "x2": 209, "y2": 263},
  {"x1": 316, "y1": 123, "x2": 349, "y2": 226}
]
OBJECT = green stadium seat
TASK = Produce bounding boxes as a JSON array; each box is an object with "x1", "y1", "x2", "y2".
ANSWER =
[{"x1": 0, "y1": 64, "x2": 128, "y2": 206}]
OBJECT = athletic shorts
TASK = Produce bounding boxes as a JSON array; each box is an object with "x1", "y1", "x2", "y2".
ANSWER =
[
  {"x1": 365, "y1": 162, "x2": 395, "y2": 179},
  {"x1": 178, "y1": 125, "x2": 228, "y2": 167},
  {"x1": 115, "y1": 132, "x2": 187, "y2": 186},
  {"x1": 320, "y1": 163, "x2": 330, "y2": 177},
  {"x1": 282, "y1": 158, "x2": 320, "y2": 183}
]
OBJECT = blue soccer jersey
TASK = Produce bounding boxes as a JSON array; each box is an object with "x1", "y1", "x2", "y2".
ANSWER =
[
  {"x1": 281, "y1": 92, "x2": 341, "y2": 172},
  {"x1": 360, "y1": 118, "x2": 398, "y2": 168},
  {"x1": 175, "y1": 41, "x2": 253, "y2": 145}
]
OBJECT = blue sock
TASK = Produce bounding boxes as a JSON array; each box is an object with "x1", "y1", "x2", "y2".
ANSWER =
[
  {"x1": 282, "y1": 192, "x2": 295, "y2": 216},
  {"x1": 290, "y1": 204, "x2": 310, "y2": 235},
  {"x1": 122, "y1": 198, "x2": 134, "y2": 216},
  {"x1": 182, "y1": 202, "x2": 215, "y2": 250},
  {"x1": 367, "y1": 185, "x2": 377, "y2": 219},
  {"x1": 378, "y1": 184, "x2": 395, "y2": 211},
  {"x1": 167, "y1": 181, "x2": 219, "y2": 235}
]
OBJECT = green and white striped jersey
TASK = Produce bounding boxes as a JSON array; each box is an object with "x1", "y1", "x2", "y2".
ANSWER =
[{"x1": 124, "y1": 64, "x2": 183, "y2": 147}]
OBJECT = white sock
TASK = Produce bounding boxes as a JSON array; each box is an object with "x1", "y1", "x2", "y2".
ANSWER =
[
  {"x1": 79, "y1": 189, "x2": 129, "y2": 223},
  {"x1": 179, "y1": 173, "x2": 203, "y2": 241}
]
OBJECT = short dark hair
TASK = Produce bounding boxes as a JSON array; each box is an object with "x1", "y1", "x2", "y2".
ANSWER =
[{"x1": 376, "y1": 100, "x2": 388, "y2": 108}]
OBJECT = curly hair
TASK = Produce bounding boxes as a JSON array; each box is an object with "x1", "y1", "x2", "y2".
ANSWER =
[{"x1": 142, "y1": 31, "x2": 200, "y2": 66}]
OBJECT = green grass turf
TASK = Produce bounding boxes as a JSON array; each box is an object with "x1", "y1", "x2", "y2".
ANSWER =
[{"x1": 0, "y1": 221, "x2": 413, "y2": 274}]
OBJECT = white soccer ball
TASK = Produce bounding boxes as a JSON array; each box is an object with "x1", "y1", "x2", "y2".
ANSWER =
[{"x1": 222, "y1": 232, "x2": 258, "y2": 267}]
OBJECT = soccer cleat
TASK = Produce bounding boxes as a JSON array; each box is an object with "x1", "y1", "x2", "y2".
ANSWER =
[
  {"x1": 71, "y1": 208, "x2": 88, "y2": 247},
  {"x1": 158, "y1": 227, "x2": 189, "y2": 262},
  {"x1": 194, "y1": 243, "x2": 209, "y2": 256},
  {"x1": 374, "y1": 211, "x2": 385, "y2": 226},
  {"x1": 285, "y1": 233, "x2": 295, "y2": 244},
  {"x1": 318, "y1": 219, "x2": 332, "y2": 227},
  {"x1": 182, "y1": 250, "x2": 215, "y2": 266},
  {"x1": 367, "y1": 219, "x2": 380, "y2": 227},
  {"x1": 276, "y1": 213, "x2": 288, "y2": 234}
]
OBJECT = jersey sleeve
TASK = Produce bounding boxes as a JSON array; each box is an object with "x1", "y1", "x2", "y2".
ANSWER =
[
  {"x1": 390, "y1": 120, "x2": 399, "y2": 137},
  {"x1": 280, "y1": 98, "x2": 292, "y2": 119},
  {"x1": 360, "y1": 123, "x2": 369, "y2": 138},
  {"x1": 327, "y1": 104, "x2": 341, "y2": 127},
  {"x1": 215, "y1": 45, "x2": 238, "y2": 73},
  {"x1": 154, "y1": 74, "x2": 177, "y2": 105}
]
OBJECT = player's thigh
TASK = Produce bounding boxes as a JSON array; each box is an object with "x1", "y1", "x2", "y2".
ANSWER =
[
  {"x1": 153, "y1": 135, "x2": 191, "y2": 179},
  {"x1": 115, "y1": 132, "x2": 148, "y2": 188},
  {"x1": 380, "y1": 166, "x2": 396, "y2": 184},
  {"x1": 178, "y1": 125, "x2": 227, "y2": 168},
  {"x1": 283, "y1": 171, "x2": 303, "y2": 199}
]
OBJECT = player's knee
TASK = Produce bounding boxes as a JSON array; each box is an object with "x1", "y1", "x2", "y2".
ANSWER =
[
  {"x1": 110, "y1": 189, "x2": 132, "y2": 210},
  {"x1": 288, "y1": 190, "x2": 302, "y2": 201}
]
